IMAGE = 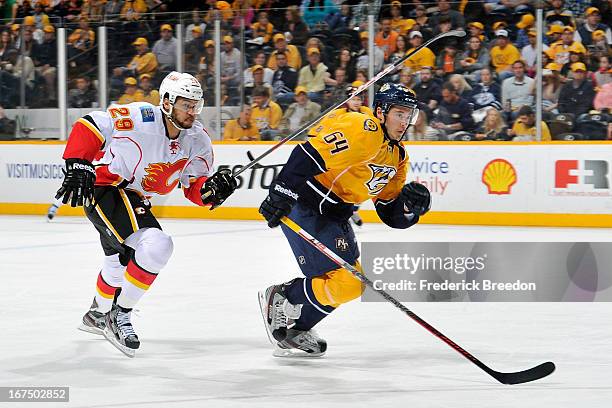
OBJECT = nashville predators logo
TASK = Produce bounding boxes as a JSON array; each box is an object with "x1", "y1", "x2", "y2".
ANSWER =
[
  {"x1": 366, "y1": 164, "x2": 397, "y2": 195},
  {"x1": 141, "y1": 159, "x2": 188, "y2": 195},
  {"x1": 364, "y1": 119, "x2": 378, "y2": 132}
]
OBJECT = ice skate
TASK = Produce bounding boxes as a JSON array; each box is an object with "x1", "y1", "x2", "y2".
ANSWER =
[
  {"x1": 103, "y1": 304, "x2": 140, "y2": 358},
  {"x1": 77, "y1": 298, "x2": 106, "y2": 335},
  {"x1": 46, "y1": 203, "x2": 59, "y2": 221},
  {"x1": 273, "y1": 328, "x2": 327, "y2": 358},
  {"x1": 258, "y1": 284, "x2": 302, "y2": 343}
]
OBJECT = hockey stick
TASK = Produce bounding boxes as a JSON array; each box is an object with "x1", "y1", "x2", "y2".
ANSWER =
[
  {"x1": 280, "y1": 216, "x2": 556, "y2": 385},
  {"x1": 202, "y1": 28, "x2": 466, "y2": 203}
]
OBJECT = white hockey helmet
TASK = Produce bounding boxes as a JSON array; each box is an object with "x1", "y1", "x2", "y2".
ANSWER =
[{"x1": 159, "y1": 71, "x2": 204, "y2": 115}]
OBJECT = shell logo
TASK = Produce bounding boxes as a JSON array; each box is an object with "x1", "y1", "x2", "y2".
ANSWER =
[{"x1": 481, "y1": 159, "x2": 517, "y2": 195}]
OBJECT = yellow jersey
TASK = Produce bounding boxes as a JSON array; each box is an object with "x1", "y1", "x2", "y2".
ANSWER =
[{"x1": 307, "y1": 110, "x2": 408, "y2": 205}]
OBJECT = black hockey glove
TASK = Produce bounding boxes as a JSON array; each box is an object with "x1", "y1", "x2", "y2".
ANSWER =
[
  {"x1": 201, "y1": 168, "x2": 238, "y2": 209},
  {"x1": 259, "y1": 181, "x2": 298, "y2": 228},
  {"x1": 400, "y1": 182, "x2": 431, "y2": 216},
  {"x1": 55, "y1": 158, "x2": 96, "y2": 207}
]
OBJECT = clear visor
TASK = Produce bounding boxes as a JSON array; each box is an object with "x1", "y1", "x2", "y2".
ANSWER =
[
  {"x1": 389, "y1": 106, "x2": 420, "y2": 127},
  {"x1": 173, "y1": 98, "x2": 204, "y2": 115}
]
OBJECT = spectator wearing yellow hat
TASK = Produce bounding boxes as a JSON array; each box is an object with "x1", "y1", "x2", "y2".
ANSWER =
[
  {"x1": 152, "y1": 24, "x2": 177, "y2": 71},
  {"x1": 521, "y1": 29, "x2": 549, "y2": 74},
  {"x1": 560, "y1": 42, "x2": 589, "y2": 78},
  {"x1": 356, "y1": 31, "x2": 384, "y2": 73},
  {"x1": 184, "y1": 25, "x2": 205, "y2": 73},
  {"x1": 545, "y1": 24, "x2": 564, "y2": 46},
  {"x1": 390, "y1": 1, "x2": 415, "y2": 36},
  {"x1": 575, "y1": 7, "x2": 611, "y2": 47},
  {"x1": 250, "y1": 11, "x2": 274, "y2": 45},
  {"x1": 467, "y1": 22, "x2": 487, "y2": 46},
  {"x1": 185, "y1": 9, "x2": 206, "y2": 42},
  {"x1": 297, "y1": 47, "x2": 330, "y2": 104},
  {"x1": 515, "y1": 14, "x2": 535, "y2": 49},
  {"x1": 245, "y1": 50, "x2": 274, "y2": 87},
  {"x1": 138, "y1": 74, "x2": 160, "y2": 106},
  {"x1": 558, "y1": 62, "x2": 596, "y2": 117},
  {"x1": 220, "y1": 34, "x2": 242, "y2": 91},
  {"x1": 198, "y1": 40, "x2": 216, "y2": 77},
  {"x1": 544, "y1": 0, "x2": 575, "y2": 29},
  {"x1": 542, "y1": 63, "x2": 563, "y2": 114},
  {"x1": 204, "y1": 0, "x2": 233, "y2": 25},
  {"x1": 33, "y1": 25, "x2": 58, "y2": 103},
  {"x1": 278, "y1": 86, "x2": 321, "y2": 139},
  {"x1": 550, "y1": 26, "x2": 586, "y2": 66},
  {"x1": 267, "y1": 33, "x2": 302, "y2": 71},
  {"x1": 117, "y1": 37, "x2": 158, "y2": 79},
  {"x1": 250, "y1": 85, "x2": 282, "y2": 141},
  {"x1": 21, "y1": 15, "x2": 44, "y2": 45},
  {"x1": 68, "y1": 15, "x2": 95, "y2": 46},
  {"x1": 244, "y1": 64, "x2": 272, "y2": 100},
  {"x1": 117, "y1": 77, "x2": 144, "y2": 104},
  {"x1": 120, "y1": 0, "x2": 148, "y2": 21},
  {"x1": 223, "y1": 104, "x2": 260, "y2": 141}
]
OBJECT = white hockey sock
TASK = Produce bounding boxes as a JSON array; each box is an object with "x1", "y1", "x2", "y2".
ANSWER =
[
  {"x1": 117, "y1": 228, "x2": 173, "y2": 309},
  {"x1": 94, "y1": 254, "x2": 125, "y2": 313}
]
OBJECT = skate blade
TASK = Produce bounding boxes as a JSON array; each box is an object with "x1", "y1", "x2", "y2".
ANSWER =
[
  {"x1": 103, "y1": 327, "x2": 136, "y2": 358},
  {"x1": 258, "y1": 291, "x2": 276, "y2": 346},
  {"x1": 77, "y1": 323, "x2": 104, "y2": 336},
  {"x1": 272, "y1": 346, "x2": 325, "y2": 358}
]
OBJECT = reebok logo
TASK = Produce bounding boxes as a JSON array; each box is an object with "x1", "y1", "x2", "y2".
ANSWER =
[
  {"x1": 73, "y1": 163, "x2": 95, "y2": 173},
  {"x1": 274, "y1": 184, "x2": 299, "y2": 200}
]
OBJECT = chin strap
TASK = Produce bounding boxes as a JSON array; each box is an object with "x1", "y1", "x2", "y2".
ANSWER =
[{"x1": 161, "y1": 103, "x2": 187, "y2": 131}]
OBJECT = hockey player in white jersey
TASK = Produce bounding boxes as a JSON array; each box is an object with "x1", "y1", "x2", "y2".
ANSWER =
[{"x1": 55, "y1": 72, "x2": 237, "y2": 357}]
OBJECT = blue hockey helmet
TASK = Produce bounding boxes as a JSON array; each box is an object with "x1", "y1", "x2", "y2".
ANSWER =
[{"x1": 373, "y1": 83, "x2": 420, "y2": 126}]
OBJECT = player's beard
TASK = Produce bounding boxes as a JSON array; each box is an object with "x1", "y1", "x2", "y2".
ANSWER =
[{"x1": 171, "y1": 112, "x2": 195, "y2": 130}]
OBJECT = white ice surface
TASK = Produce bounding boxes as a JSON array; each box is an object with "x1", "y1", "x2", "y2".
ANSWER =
[{"x1": 1, "y1": 215, "x2": 611, "y2": 408}]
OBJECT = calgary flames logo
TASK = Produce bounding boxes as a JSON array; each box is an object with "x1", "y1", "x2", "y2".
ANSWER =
[
  {"x1": 365, "y1": 164, "x2": 397, "y2": 195},
  {"x1": 141, "y1": 159, "x2": 188, "y2": 195}
]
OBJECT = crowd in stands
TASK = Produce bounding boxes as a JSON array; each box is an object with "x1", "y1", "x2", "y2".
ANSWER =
[{"x1": 0, "y1": 0, "x2": 610, "y2": 141}]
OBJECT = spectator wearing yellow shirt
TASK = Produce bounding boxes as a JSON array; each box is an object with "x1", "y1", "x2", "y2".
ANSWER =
[
  {"x1": 223, "y1": 104, "x2": 260, "y2": 141},
  {"x1": 250, "y1": 11, "x2": 273, "y2": 45},
  {"x1": 550, "y1": 26, "x2": 586, "y2": 66},
  {"x1": 68, "y1": 15, "x2": 95, "y2": 46},
  {"x1": 120, "y1": 0, "x2": 148, "y2": 21},
  {"x1": 404, "y1": 31, "x2": 435, "y2": 72},
  {"x1": 115, "y1": 37, "x2": 158, "y2": 78},
  {"x1": 117, "y1": 77, "x2": 144, "y2": 105},
  {"x1": 490, "y1": 29, "x2": 521, "y2": 81},
  {"x1": 250, "y1": 86, "x2": 282, "y2": 141},
  {"x1": 267, "y1": 33, "x2": 302, "y2": 71},
  {"x1": 389, "y1": 1, "x2": 415, "y2": 35},
  {"x1": 138, "y1": 74, "x2": 160, "y2": 105},
  {"x1": 508, "y1": 105, "x2": 551, "y2": 141}
]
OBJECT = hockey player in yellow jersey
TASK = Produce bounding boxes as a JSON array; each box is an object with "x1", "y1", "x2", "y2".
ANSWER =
[{"x1": 258, "y1": 83, "x2": 431, "y2": 356}]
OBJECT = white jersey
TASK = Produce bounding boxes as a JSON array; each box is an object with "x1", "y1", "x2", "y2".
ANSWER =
[{"x1": 84, "y1": 102, "x2": 213, "y2": 199}]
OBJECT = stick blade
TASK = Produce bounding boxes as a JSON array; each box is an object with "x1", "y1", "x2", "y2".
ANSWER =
[{"x1": 491, "y1": 361, "x2": 556, "y2": 385}]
